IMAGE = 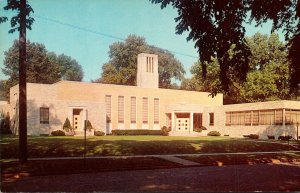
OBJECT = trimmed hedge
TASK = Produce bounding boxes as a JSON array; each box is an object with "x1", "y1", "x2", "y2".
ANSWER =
[
  {"x1": 94, "y1": 130, "x2": 105, "y2": 136},
  {"x1": 111, "y1": 129, "x2": 163, "y2": 135},
  {"x1": 51, "y1": 130, "x2": 66, "y2": 136},
  {"x1": 207, "y1": 131, "x2": 221, "y2": 136},
  {"x1": 249, "y1": 134, "x2": 259, "y2": 139},
  {"x1": 278, "y1": 135, "x2": 292, "y2": 140},
  {"x1": 193, "y1": 126, "x2": 207, "y2": 133}
]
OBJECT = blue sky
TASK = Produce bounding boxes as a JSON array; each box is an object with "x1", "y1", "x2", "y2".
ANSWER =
[{"x1": 0, "y1": 0, "x2": 284, "y2": 82}]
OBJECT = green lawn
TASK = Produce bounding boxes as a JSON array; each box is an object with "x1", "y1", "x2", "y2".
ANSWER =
[
  {"x1": 180, "y1": 152, "x2": 300, "y2": 166},
  {"x1": 1, "y1": 135, "x2": 298, "y2": 159}
]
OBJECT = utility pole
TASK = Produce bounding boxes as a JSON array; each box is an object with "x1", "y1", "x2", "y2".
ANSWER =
[{"x1": 19, "y1": 0, "x2": 27, "y2": 163}]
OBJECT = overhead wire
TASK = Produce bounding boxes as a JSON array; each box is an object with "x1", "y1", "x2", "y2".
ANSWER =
[{"x1": 33, "y1": 14, "x2": 199, "y2": 59}]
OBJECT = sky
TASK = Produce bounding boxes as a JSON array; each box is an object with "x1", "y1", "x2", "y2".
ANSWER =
[{"x1": 0, "y1": 0, "x2": 284, "y2": 82}]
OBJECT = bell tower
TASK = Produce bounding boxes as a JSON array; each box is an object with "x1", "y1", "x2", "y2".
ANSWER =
[{"x1": 137, "y1": 53, "x2": 159, "y2": 89}]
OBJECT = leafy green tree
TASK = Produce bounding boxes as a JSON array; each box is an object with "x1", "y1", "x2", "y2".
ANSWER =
[
  {"x1": 2, "y1": 40, "x2": 84, "y2": 100},
  {"x1": 94, "y1": 35, "x2": 185, "y2": 88},
  {"x1": 180, "y1": 77, "x2": 203, "y2": 92},
  {"x1": 53, "y1": 53, "x2": 83, "y2": 81},
  {"x1": 240, "y1": 34, "x2": 290, "y2": 102},
  {"x1": 3, "y1": 40, "x2": 60, "y2": 85},
  {"x1": 185, "y1": 33, "x2": 290, "y2": 103},
  {"x1": 151, "y1": 0, "x2": 300, "y2": 94}
]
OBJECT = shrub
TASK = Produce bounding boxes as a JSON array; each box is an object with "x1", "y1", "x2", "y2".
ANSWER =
[
  {"x1": 94, "y1": 130, "x2": 105, "y2": 136},
  {"x1": 193, "y1": 126, "x2": 207, "y2": 133},
  {"x1": 278, "y1": 135, "x2": 292, "y2": 140},
  {"x1": 267, "y1": 135, "x2": 275, "y2": 139},
  {"x1": 0, "y1": 112, "x2": 11, "y2": 134},
  {"x1": 193, "y1": 127, "x2": 202, "y2": 132},
  {"x1": 85, "y1": 120, "x2": 93, "y2": 132},
  {"x1": 63, "y1": 118, "x2": 73, "y2": 132},
  {"x1": 111, "y1": 129, "x2": 163, "y2": 135},
  {"x1": 207, "y1": 131, "x2": 221, "y2": 136},
  {"x1": 161, "y1": 126, "x2": 171, "y2": 136},
  {"x1": 51, "y1": 130, "x2": 66, "y2": 136},
  {"x1": 249, "y1": 134, "x2": 259, "y2": 139}
]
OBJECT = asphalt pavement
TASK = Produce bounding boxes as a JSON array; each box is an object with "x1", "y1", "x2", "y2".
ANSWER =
[{"x1": 2, "y1": 162, "x2": 300, "y2": 192}]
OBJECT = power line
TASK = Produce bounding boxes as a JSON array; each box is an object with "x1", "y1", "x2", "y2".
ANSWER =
[{"x1": 33, "y1": 14, "x2": 199, "y2": 59}]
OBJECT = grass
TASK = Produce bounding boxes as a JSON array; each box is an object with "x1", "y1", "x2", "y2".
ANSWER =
[
  {"x1": 180, "y1": 152, "x2": 300, "y2": 166},
  {"x1": 1, "y1": 135, "x2": 298, "y2": 159},
  {"x1": 1, "y1": 157, "x2": 181, "y2": 179}
]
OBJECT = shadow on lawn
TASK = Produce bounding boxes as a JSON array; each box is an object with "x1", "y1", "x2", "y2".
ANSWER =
[{"x1": 0, "y1": 136, "x2": 298, "y2": 159}]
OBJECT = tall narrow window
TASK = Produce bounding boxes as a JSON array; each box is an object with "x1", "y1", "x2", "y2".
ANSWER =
[
  {"x1": 154, "y1": 98, "x2": 159, "y2": 124},
  {"x1": 143, "y1": 97, "x2": 148, "y2": 124},
  {"x1": 209, "y1": 113, "x2": 214, "y2": 126},
  {"x1": 105, "y1": 95, "x2": 111, "y2": 123},
  {"x1": 275, "y1": 109, "x2": 283, "y2": 125},
  {"x1": 151, "y1": 57, "x2": 154, "y2": 73},
  {"x1": 252, "y1": 111, "x2": 259, "y2": 125},
  {"x1": 146, "y1": 57, "x2": 148, "y2": 72},
  {"x1": 244, "y1": 111, "x2": 251, "y2": 125},
  {"x1": 118, "y1": 96, "x2": 124, "y2": 123},
  {"x1": 40, "y1": 107, "x2": 49, "y2": 124},
  {"x1": 130, "y1": 97, "x2": 136, "y2": 123}
]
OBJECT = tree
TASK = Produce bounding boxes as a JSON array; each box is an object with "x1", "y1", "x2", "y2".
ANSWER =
[
  {"x1": 185, "y1": 33, "x2": 290, "y2": 103},
  {"x1": 151, "y1": 0, "x2": 300, "y2": 94},
  {"x1": 52, "y1": 53, "x2": 83, "y2": 81},
  {"x1": 94, "y1": 35, "x2": 185, "y2": 88},
  {"x1": 240, "y1": 33, "x2": 290, "y2": 102},
  {"x1": 2, "y1": 40, "x2": 84, "y2": 100},
  {"x1": 1, "y1": 0, "x2": 34, "y2": 163}
]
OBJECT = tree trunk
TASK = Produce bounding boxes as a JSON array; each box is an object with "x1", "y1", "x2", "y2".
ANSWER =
[{"x1": 19, "y1": 0, "x2": 27, "y2": 163}]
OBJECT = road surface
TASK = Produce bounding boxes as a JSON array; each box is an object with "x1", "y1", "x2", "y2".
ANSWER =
[{"x1": 2, "y1": 162, "x2": 300, "y2": 192}]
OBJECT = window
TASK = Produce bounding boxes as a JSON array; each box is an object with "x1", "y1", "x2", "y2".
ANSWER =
[
  {"x1": 130, "y1": 97, "x2": 136, "y2": 123},
  {"x1": 252, "y1": 111, "x2": 259, "y2": 125},
  {"x1": 151, "y1": 58, "x2": 154, "y2": 73},
  {"x1": 209, "y1": 113, "x2": 214, "y2": 126},
  {"x1": 259, "y1": 110, "x2": 275, "y2": 125},
  {"x1": 105, "y1": 95, "x2": 111, "y2": 123},
  {"x1": 146, "y1": 57, "x2": 149, "y2": 72},
  {"x1": 244, "y1": 111, "x2": 251, "y2": 125},
  {"x1": 118, "y1": 96, "x2": 124, "y2": 123},
  {"x1": 286, "y1": 109, "x2": 300, "y2": 125},
  {"x1": 40, "y1": 107, "x2": 49, "y2": 124},
  {"x1": 142, "y1": 97, "x2": 148, "y2": 124},
  {"x1": 146, "y1": 56, "x2": 154, "y2": 73},
  {"x1": 154, "y1": 98, "x2": 159, "y2": 124},
  {"x1": 275, "y1": 109, "x2": 283, "y2": 125}
]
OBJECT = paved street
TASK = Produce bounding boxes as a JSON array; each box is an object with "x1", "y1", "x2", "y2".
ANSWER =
[{"x1": 2, "y1": 162, "x2": 300, "y2": 192}]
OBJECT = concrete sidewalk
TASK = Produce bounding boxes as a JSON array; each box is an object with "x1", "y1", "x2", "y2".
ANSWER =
[{"x1": 2, "y1": 150, "x2": 300, "y2": 162}]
